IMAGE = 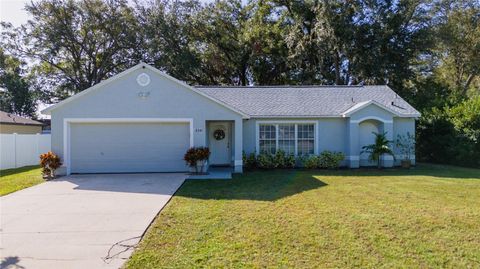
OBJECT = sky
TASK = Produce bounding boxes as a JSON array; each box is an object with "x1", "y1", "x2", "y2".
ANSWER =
[
  {"x1": 0, "y1": 0, "x2": 30, "y2": 27},
  {"x1": 0, "y1": 0, "x2": 218, "y2": 27}
]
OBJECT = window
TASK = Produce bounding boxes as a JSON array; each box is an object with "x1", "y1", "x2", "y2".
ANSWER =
[
  {"x1": 278, "y1": 124, "x2": 295, "y2": 154},
  {"x1": 258, "y1": 123, "x2": 315, "y2": 155},
  {"x1": 297, "y1": 124, "x2": 315, "y2": 155},
  {"x1": 259, "y1": 124, "x2": 276, "y2": 154}
]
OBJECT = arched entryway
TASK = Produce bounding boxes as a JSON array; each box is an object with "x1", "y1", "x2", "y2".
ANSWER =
[{"x1": 358, "y1": 119, "x2": 384, "y2": 167}]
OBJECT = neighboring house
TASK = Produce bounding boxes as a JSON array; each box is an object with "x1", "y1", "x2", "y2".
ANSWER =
[
  {"x1": 0, "y1": 110, "x2": 44, "y2": 134},
  {"x1": 38, "y1": 119, "x2": 52, "y2": 134},
  {"x1": 41, "y1": 63, "x2": 420, "y2": 175}
]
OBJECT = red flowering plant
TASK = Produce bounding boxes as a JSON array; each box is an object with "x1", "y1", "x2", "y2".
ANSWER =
[
  {"x1": 183, "y1": 147, "x2": 210, "y2": 174},
  {"x1": 40, "y1": 151, "x2": 62, "y2": 180}
]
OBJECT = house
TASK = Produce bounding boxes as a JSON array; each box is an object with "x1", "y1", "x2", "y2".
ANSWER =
[
  {"x1": 0, "y1": 110, "x2": 44, "y2": 134},
  {"x1": 38, "y1": 119, "x2": 52, "y2": 134},
  {"x1": 41, "y1": 63, "x2": 420, "y2": 175}
]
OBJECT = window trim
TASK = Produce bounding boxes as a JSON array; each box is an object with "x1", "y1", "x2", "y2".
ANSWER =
[{"x1": 256, "y1": 120, "x2": 318, "y2": 156}]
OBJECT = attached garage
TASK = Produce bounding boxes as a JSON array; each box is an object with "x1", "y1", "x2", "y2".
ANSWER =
[{"x1": 65, "y1": 118, "x2": 193, "y2": 174}]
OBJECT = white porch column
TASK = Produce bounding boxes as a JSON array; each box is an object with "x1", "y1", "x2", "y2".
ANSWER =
[
  {"x1": 347, "y1": 120, "x2": 360, "y2": 168},
  {"x1": 382, "y1": 121, "x2": 395, "y2": 167},
  {"x1": 233, "y1": 119, "x2": 243, "y2": 173}
]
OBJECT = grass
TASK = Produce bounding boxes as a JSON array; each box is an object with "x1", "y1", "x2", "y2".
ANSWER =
[
  {"x1": 127, "y1": 164, "x2": 480, "y2": 268},
  {"x1": 0, "y1": 166, "x2": 44, "y2": 196}
]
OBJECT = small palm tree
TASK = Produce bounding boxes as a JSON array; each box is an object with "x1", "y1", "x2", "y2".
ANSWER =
[{"x1": 361, "y1": 132, "x2": 395, "y2": 169}]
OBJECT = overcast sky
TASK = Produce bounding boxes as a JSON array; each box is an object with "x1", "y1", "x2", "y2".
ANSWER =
[
  {"x1": 0, "y1": 0, "x2": 219, "y2": 27},
  {"x1": 0, "y1": 0, "x2": 30, "y2": 27}
]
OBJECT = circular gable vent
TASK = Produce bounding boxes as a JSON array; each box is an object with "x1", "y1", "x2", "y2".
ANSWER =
[{"x1": 136, "y1": 73, "x2": 150, "y2": 86}]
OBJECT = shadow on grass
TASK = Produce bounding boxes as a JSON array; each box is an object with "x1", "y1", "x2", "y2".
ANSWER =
[
  {"x1": 0, "y1": 256, "x2": 25, "y2": 269},
  {"x1": 177, "y1": 170, "x2": 328, "y2": 201},
  {"x1": 176, "y1": 163, "x2": 479, "y2": 201},
  {"x1": 313, "y1": 163, "x2": 480, "y2": 180},
  {"x1": 0, "y1": 165, "x2": 40, "y2": 177}
]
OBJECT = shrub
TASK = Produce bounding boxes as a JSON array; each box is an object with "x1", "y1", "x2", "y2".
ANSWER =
[
  {"x1": 284, "y1": 154, "x2": 296, "y2": 169},
  {"x1": 39, "y1": 151, "x2": 62, "y2": 179},
  {"x1": 184, "y1": 147, "x2": 210, "y2": 173},
  {"x1": 417, "y1": 98, "x2": 480, "y2": 168},
  {"x1": 303, "y1": 155, "x2": 320, "y2": 169},
  {"x1": 242, "y1": 151, "x2": 257, "y2": 170},
  {"x1": 257, "y1": 153, "x2": 275, "y2": 169},
  {"x1": 395, "y1": 132, "x2": 415, "y2": 161},
  {"x1": 273, "y1": 150, "x2": 287, "y2": 168},
  {"x1": 252, "y1": 151, "x2": 344, "y2": 170},
  {"x1": 196, "y1": 147, "x2": 211, "y2": 162},
  {"x1": 295, "y1": 155, "x2": 308, "y2": 168},
  {"x1": 318, "y1": 151, "x2": 345, "y2": 169}
]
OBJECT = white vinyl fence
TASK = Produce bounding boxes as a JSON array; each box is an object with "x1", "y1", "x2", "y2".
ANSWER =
[{"x1": 0, "y1": 133, "x2": 51, "y2": 170}]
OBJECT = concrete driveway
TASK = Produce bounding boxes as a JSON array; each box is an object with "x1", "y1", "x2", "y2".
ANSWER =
[{"x1": 0, "y1": 173, "x2": 186, "y2": 269}]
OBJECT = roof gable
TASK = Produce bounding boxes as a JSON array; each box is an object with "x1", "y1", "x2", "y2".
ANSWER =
[
  {"x1": 341, "y1": 100, "x2": 407, "y2": 117},
  {"x1": 41, "y1": 63, "x2": 249, "y2": 118}
]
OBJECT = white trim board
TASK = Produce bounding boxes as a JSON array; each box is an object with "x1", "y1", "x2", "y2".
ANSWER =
[
  {"x1": 350, "y1": 117, "x2": 393, "y2": 124},
  {"x1": 63, "y1": 118, "x2": 193, "y2": 175},
  {"x1": 42, "y1": 63, "x2": 250, "y2": 119}
]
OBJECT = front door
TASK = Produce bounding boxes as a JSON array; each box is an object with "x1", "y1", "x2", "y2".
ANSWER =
[{"x1": 208, "y1": 122, "x2": 231, "y2": 165}]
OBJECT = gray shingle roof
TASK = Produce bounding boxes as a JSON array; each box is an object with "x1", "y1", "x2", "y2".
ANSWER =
[
  {"x1": 0, "y1": 110, "x2": 43, "y2": 125},
  {"x1": 195, "y1": 85, "x2": 420, "y2": 117}
]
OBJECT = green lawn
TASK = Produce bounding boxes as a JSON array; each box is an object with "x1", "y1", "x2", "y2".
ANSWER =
[
  {"x1": 0, "y1": 166, "x2": 44, "y2": 196},
  {"x1": 127, "y1": 164, "x2": 480, "y2": 268}
]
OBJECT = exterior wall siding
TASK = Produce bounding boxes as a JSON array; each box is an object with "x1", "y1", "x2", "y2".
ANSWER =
[
  {"x1": 243, "y1": 114, "x2": 416, "y2": 168},
  {"x1": 0, "y1": 124, "x2": 43, "y2": 134},
  {"x1": 393, "y1": 117, "x2": 416, "y2": 165},
  {"x1": 242, "y1": 118, "x2": 348, "y2": 158},
  {"x1": 349, "y1": 104, "x2": 394, "y2": 122}
]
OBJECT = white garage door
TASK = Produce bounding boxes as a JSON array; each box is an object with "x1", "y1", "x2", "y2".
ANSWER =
[{"x1": 70, "y1": 122, "x2": 190, "y2": 173}]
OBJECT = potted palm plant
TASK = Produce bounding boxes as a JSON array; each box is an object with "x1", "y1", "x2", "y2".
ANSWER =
[
  {"x1": 395, "y1": 132, "x2": 415, "y2": 168},
  {"x1": 361, "y1": 132, "x2": 395, "y2": 169}
]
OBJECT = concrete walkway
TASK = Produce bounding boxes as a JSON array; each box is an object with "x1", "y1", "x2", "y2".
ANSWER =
[
  {"x1": 187, "y1": 167, "x2": 233, "y2": 180},
  {"x1": 0, "y1": 173, "x2": 186, "y2": 269}
]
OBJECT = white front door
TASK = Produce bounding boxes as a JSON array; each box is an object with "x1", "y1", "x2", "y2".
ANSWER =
[{"x1": 208, "y1": 122, "x2": 231, "y2": 165}]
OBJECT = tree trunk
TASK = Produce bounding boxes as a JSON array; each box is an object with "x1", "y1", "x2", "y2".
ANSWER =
[
  {"x1": 334, "y1": 51, "x2": 342, "y2": 85},
  {"x1": 462, "y1": 74, "x2": 475, "y2": 97}
]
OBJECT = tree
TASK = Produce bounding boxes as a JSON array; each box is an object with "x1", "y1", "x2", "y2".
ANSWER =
[
  {"x1": 191, "y1": 0, "x2": 253, "y2": 85},
  {"x1": 435, "y1": 3, "x2": 480, "y2": 97},
  {"x1": 244, "y1": 0, "x2": 291, "y2": 85},
  {"x1": 1, "y1": 0, "x2": 141, "y2": 102},
  {"x1": 417, "y1": 100, "x2": 480, "y2": 168},
  {"x1": 361, "y1": 132, "x2": 395, "y2": 169},
  {"x1": 136, "y1": 0, "x2": 207, "y2": 84},
  {"x1": 269, "y1": 0, "x2": 432, "y2": 91},
  {"x1": 0, "y1": 48, "x2": 36, "y2": 118}
]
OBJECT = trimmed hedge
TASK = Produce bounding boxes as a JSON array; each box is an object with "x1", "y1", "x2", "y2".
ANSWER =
[{"x1": 244, "y1": 150, "x2": 345, "y2": 170}]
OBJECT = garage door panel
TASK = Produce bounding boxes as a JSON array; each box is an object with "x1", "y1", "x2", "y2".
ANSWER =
[{"x1": 70, "y1": 122, "x2": 189, "y2": 173}]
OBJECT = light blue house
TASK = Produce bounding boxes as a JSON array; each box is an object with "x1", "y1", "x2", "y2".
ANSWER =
[{"x1": 42, "y1": 63, "x2": 420, "y2": 175}]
